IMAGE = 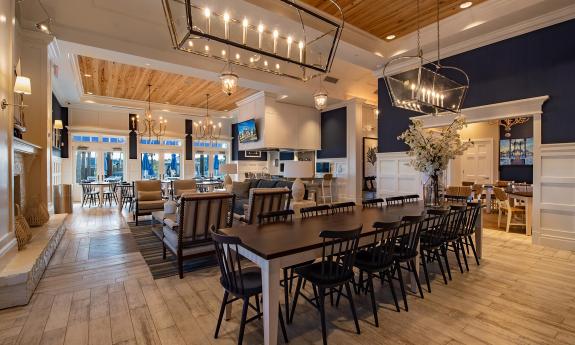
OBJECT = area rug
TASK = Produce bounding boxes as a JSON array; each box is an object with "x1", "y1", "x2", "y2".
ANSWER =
[{"x1": 128, "y1": 220, "x2": 218, "y2": 279}]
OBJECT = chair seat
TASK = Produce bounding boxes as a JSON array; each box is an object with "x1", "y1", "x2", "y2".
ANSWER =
[
  {"x1": 162, "y1": 227, "x2": 213, "y2": 256},
  {"x1": 138, "y1": 200, "x2": 165, "y2": 211},
  {"x1": 294, "y1": 261, "x2": 353, "y2": 286},
  {"x1": 220, "y1": 266, "x2": 262, "y2": 296},
  {"x1": 393, "y1": 249, "x2": 418, "y2": 261},
  {"x1": 354, "y1": 249, "x2": 394, "y2": 272}
]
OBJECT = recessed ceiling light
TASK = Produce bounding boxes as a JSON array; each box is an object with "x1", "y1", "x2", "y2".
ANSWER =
[
  {"x1": 87, "y1": 92, "x2": 93, "y2": 95},
  {"x1": 386, "y1": 34, "x2": 396, "y2": 40},
  {"x1": 85, "y1": 100, "x2": 95, "y2": 103},
  {"x1": 144, "y1": 63, "x2": 151, "y2": 66},
  {"x1": 391, "y1": 49, "x2": 408, "y2": 57},
  {"x1": 84, "y1": 74, "x2": 92, "y2": 77},
  {"x1": 374, "y1": 52, "x2": 383, "y2": 57},
  {"x1": 460, "y1": 1, "x2": 473, "y2": 9},
  {"x1": 278, "y1": 95, "x2": 288, "y2": 100}
]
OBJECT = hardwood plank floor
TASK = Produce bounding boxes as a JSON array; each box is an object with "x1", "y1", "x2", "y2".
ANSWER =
[{"x1": 1, "y1": 204, "x2": 574, "y2": 345}]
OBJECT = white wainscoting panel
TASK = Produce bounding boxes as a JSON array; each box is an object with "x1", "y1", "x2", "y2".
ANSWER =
[
  {"x1": 536, "y1": 143, "x2": 575, "y2": 250},
  {"x1": 376, "y1": 152, "x2": 422, "y2": 198}
]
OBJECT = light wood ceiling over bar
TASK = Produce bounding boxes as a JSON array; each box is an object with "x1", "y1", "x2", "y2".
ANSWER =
[{"x1": 77, "y1": 55, "x2": 258, "y2": 111}]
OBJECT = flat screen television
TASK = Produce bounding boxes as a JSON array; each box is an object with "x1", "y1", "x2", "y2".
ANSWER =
[
  {"x1": 499, "y1": 137, "x2": 533, "y2": 165},
  {"x1": 316, "y1": 162, "x2": 331, "y2": 173},
  {"x1": 237, "y1": 119, "x2": 258, "y2": 143}
]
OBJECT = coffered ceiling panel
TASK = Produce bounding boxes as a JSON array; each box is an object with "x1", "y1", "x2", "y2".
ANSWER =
[
  {"x1": 77, "y1": 55, "x2": 257, "y2": 111},
  {"x1": 300, "y1": 0, "x2": 487, "y2": 40}
]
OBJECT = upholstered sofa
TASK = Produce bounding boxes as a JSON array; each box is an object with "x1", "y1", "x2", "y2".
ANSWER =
[{"x1": 231, "y1": 179, "x2": 296, "y2": 216}]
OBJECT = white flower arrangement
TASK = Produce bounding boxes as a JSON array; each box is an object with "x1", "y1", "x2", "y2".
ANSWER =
[{"x1": 398, "y1": 115, "x2": 472, "y2": 176}]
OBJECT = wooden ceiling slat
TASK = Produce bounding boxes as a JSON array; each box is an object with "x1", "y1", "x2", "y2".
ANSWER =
[
  {"x1": 300, "y1": 0, "x2": 487, "y2": 39},
  {"x1": 77, "y1": 56, "x2": 256, "y2": 111}
]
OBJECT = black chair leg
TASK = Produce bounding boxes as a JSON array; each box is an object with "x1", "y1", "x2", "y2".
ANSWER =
[
  {"x1": 395, "y1": 262, "x2": 408, "y2": 311},
  {"x1": 452, "y1": 242, "x2": 464, "y2": 274},
  {"x1": 420, "y1": 251, "x2": 431, "y2": 293},
  {"x1": 409, "y1": 259, "x2": 424, "y2": 299},
  {"x1": 345, "y1": 282, "x2": 360, "y2": 334},
  {"x1": 282, "y1": 268, "x2": 290, "y2": 323},
  {"x1": 468, "y1": 235, "x2": 480, "y2": 265},
  {"x1": 288, "y1": 276, "x2": 303, "y2": 324},
  {"x1": 459, "y1": 239, "x2": 470, "y2": 271},
  {"x1": 441, "y1": 245, "x2": 452, "y2": 281},
  {"x1": 237, "y1": 297, "x2": 249, "y2": 345},
  {"x1": 386, "y1": 270, "x2": 400, "y2": 312},
  {"x1": 434, "y1": 249, "x2": 448, "y2": 285},
  {"x1": 162, "y1": 243, "x2": 167, "y2": 260},
  {"x1": 255, "y1": 295, "x2": 261, "y2": 319},
  {"x1": 178, "y1": 256, "x2": 184, "y2": 279},
  {"x1": 278, "y1": 305, "x2": 289, "y2": 344},
  {"x1": 214, "y1": 291, "x2": 229, "y2": 338},
  {"x1": 367, "y1": 274, "x2": 379, "y2": 327},
  {"x1": 318, "y1": 287, "x2": 328, "y2": 345},
  {"x1": 288, "y1": 268, "x2": 295, "y2": 293}
]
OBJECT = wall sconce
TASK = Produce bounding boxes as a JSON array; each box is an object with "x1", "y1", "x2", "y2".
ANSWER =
[
  {"x1": 1, "y1": 76, "x2": 32, "y2": 135},
  {"x1": 53, "y1": 119, "x2": 63, "y2": 147}
]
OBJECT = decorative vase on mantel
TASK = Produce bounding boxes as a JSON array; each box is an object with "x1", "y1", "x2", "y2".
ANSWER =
[
  {"x1": 25, "y1": 195, "x2": 50, "y2": 227},
  {"x1": 423, "y1": 171, "x2": 442, "y2": 207}
]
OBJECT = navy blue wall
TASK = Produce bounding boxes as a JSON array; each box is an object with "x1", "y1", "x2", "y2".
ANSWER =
[
  {"x1": 231, "y1": 123, "x2": 268, "y2": 161},
  {"x1": 51, "y1": 94, "x2": 68, "y2": 158},
  {"x1": 279, "y1": 151, "x2": 294, "y2": 160},
  {"x1": 499, "y1": 118, "x2": 533, "y2": 183},
  {"x1": 317, "y1": 107, "x2": 347, "y2": 159},
  {"x1": 379, "y1": 19, "x2": 575, "y2": 152}
]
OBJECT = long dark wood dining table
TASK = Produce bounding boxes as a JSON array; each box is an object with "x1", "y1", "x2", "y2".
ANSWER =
[{"x1": 220, "y1": 201, "x2": 483, "y2": 345}]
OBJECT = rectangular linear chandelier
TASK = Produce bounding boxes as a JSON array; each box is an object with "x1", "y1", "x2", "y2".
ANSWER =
[{"x1": 161, "y1": 0, "x2": 344, "y2": 81}]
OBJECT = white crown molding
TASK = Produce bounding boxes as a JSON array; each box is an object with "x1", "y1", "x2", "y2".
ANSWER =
[
  {"x1": 374, "y1": 2, "x2": 575, "y2": 76},
  {"x1": 413, "y1": 96, "x2": 549, "y2": 128},
  {"x1": 71, "y1": 94, "x2": 231, "y2": 118},
  {"x1": 235, "y1": 91, "x2": 266, "y2": 107}
]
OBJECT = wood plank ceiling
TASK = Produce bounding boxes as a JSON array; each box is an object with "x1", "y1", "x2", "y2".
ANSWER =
[
  {"x1": 300, "y1": 0, "x2": 487, "y2": 40},
  {"x1": 77, "y1": 55, "x2": 257, "y2": 111}
]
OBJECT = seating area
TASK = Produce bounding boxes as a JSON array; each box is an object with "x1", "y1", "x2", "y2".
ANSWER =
[{"x1": 2, "y1": 1, "x2": 575, "y2": 345}]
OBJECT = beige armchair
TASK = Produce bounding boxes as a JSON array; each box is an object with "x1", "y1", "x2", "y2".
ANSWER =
[
  {"x1": 172, "y1": 179, "x2": 197, "y2": 198},
  {"x1": 134, "y1": 180, "x2": 164, "y2": 225},
  {"x1": 162, "y1": 192, "x2": 235, "y2": 278},
  {"x1": 242, "y1": 188, "x2": 291, "y2": 224}
]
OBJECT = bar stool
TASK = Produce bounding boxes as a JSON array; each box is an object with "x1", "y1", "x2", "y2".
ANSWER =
[{"x1": 321, "y1": 173, "x2": 333, "y2": 205}]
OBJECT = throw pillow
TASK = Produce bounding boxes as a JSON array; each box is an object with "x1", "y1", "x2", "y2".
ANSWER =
[{"x1": 231, "y1": 181, "x2": 251, "y2": 199}]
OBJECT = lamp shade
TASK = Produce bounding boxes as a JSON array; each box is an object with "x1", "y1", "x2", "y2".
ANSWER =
[
  {"x1": 14, "y1": 76, "x2": 31, "y2": 95},
  {"x1": 220, "y1": 163, "x2": 238, "y2": 174},
  {"x1": 53, "y1": 120, "x2": 64, "y2": 130},
  {"x1": 283, "y1": 161, "x2": 314, "y2": 179}
]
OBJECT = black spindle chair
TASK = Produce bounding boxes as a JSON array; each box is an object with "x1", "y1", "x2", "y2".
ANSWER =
[
  {"x1": 103, "y1": 182, "x2": 118, "y2": 206},
  {"x1": 386, "y1": 196, "x2": 404, "y2": 206},
  {"x1": 300, "y1": 204, "x2": 330, "y2": 218},
  {"x1": 440, "y1": 206, "x2": 468, "y2": 278},
  {"x1": 403, "y1": 194, "x2": 420, "y2": 203},
  {"x1": 120, "y1": 183, "x2": 134, "y2": 211},
  {"x1": 289, "y1": 226, "x2": 363, "y2": 345},
  {"x1": 419, "y1": 210, "x2": 450, "y2": 292},
  {"x1": 257, "y1": 209, "x2": 295, "y2": 224},
  {"x1": 392, "y1": 215, "x2": 426, "y2": 311},
  {"x1": 444, "y1": 194, "x2": 469, "y2": 203},
  {"x1": 353, "y1": 221, "x2": 402, "y2": 326},
  {"x1": 459, "y1": 202, "x2": 482, "y2": 269},
  {"x1": 362, "y1": 198, "x2": 385, "y2": 208},
  {"x1": 211, "y1": 228, "x2": 288, "y2": 345},
  {"x1": 330, "y1": 201, "x2": 356, "y2": 214}
]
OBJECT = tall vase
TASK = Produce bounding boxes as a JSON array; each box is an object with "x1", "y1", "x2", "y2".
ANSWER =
[{"x1": 424, "y1": 173, "x2": 441, "y2": 207}]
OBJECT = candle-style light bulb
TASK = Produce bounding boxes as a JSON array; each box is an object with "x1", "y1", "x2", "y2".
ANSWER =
[
  {"x1": 204, "y1": 8, "x2": 211, "y2": 34},
  {"x1": 242, "y1": 18, "x2": 248, "y2": 44},
  {"x1": 223, "y1": 12, "x2": 230, "y2": 39},
  {"x1": 287, "y1": 36, "x2": 293, "y2": 58},
  {"x1": 410, "y1": 83, "x2": 416, "y2": 99},
  {"x1": 257, "y1": 23, "x2": 264, "y2": 49},
  {"x1": 298, "y1": 40, "x2": 304, "y2": 63},
  {"x1": 272, "y1": 29, "x2": 279, "y2": 54},
  {"x1": 235, "y1": 53, "x2": 240, "y2": 60}
]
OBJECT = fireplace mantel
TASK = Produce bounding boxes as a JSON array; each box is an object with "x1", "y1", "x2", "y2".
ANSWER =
[{"x1": 13, "y1": 138, "x2": 41, "y2": 156}]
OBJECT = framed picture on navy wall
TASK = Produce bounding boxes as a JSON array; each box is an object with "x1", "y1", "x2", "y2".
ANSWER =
[{"x1": 499, "y1": 138, "x2": 533, "y2": 165}]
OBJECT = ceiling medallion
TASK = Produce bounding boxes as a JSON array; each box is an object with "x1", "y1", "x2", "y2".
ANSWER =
[
  {"x1": 161, "y1": 0, "x2": 344, "y2": 82},
  {"x1": 382, "y1": 0, "x2": 470, "y2": 115}
]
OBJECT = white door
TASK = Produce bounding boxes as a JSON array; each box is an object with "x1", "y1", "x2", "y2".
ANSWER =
[{"x1": 461, "y1": 139, "x2": 493, "y2": 184}]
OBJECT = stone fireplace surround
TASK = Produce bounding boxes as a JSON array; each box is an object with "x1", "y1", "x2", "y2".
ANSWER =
[{"x1": 0, "y1": 138, "x2": 67, "y2": 309}]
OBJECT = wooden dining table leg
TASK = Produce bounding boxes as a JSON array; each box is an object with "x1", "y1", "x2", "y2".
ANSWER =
[{"x1": 261, "y1": 259, "x2": 280, "y2": 345}]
